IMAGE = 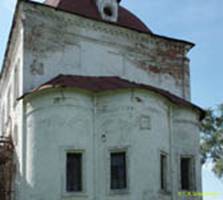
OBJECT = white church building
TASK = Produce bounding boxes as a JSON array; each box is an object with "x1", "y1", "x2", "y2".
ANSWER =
[{"x1": 0, "y1": 0, "x2": 205, "y2": 200}]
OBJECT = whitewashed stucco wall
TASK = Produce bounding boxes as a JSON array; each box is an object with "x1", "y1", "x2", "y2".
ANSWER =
[
  {"x1": 22, "y1": 2, "x2": 191, "y2": 100},
  {"x1": 24, "y1": 89, "x2": 94, "y2": 200},
  {"x1": 0, "y1": 12, "x2": 26, "y2": 200},
  {"x1": 21, "y1": 88, "x2": 201, "y2": 200},
  {"x1": 172, "y1": 108, "x2": 202, "y2": 196}
]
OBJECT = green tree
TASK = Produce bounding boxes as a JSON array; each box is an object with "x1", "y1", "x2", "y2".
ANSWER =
[{"x1": 200, "y1": 105, "x2": 223, "y2": 177}]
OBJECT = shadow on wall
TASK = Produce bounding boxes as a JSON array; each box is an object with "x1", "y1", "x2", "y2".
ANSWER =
[
  {"x1": 0, "y1": 136, "x2": 34, "y2": 200},
  {"x1": 0, "y1": 136, "x2": 14, "y2": 200},
  {"x1": 0, "y1": 136, "x2": 36, "y2": 200}
]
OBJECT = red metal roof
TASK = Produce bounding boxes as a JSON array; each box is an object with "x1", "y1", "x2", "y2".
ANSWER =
[
  {"x1": 44, "y1": 0, "x2": 151, "y2": 33},
  {"x1": 20, "y1": 74, "x2": 205, "y2": 120}
]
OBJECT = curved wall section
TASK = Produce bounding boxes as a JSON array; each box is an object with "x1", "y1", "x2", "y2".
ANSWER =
[
  {"x1": 23, "y1": 88, "x2": 200, "y2": 200},
  {"x1": 25, "y1": 90, "x2": 94, "y2": 200},
  {"x1": 172, "y1": 108, "x2": 201, "y2": 193},
  {"x1": 95, "y1": 89, "x2": 170, "y2": 199}
]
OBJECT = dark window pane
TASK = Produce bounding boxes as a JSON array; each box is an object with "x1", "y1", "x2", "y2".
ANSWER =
[
  {"x1": 181, "y1": 158, "x2": 191, "y2": 190},
  {"x1": 66, "y1": 153, "x2": 82, "y2": 192},
  {"x1": 160, "y1": 154, "x2": 167, "y2": 190},
  {"x1": 110, "y1": 152, "x2": 127, "y2": 189}
]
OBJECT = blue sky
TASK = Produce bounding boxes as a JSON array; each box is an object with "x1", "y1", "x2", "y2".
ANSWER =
[{"x1": 1, "y1": 0, "x2": 223, "y2": 199}]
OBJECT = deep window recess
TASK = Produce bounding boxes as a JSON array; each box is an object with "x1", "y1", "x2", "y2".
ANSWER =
[
  {"x1": 180, "y1": 157, "x2": 192, "y2": 190},
  {"x1": 110, "y1": 152, "x2": 127, "y2": 190},
  {"x1": 7, "y1": 88, "x2": 11, "y2": 118},
  {"x1": 160, "y1": 154, "x2": 167, "y2": 191},
  {"x1": 66, "y1": 152, "x2": 82, "y2": 192},
  {"x1": 1, "y1": 106, "x2": 5, "y2": 133},
  {"x1": 13, "y1": 66, "x2": 19, "y2": 106}
]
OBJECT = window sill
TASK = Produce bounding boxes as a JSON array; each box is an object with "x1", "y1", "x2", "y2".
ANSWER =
[
  {"x1": 109, "y1": 189, "x2": 130, "y2": 196},
  {"x1": 159, "y1": 189, "x2": 171, "y2": 196},
  {"x1": 62, "y1": 192, "x2": 88, "y2": 198}
]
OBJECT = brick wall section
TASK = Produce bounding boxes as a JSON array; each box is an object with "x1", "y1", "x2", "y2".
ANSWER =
[{"x1": 129, "y1": 40, "x2": 191, "y2": 99}]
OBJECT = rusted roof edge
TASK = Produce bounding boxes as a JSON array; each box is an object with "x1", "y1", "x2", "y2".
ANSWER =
[
  {"x1": 153, "y1": 33, "x2": 195, "y2": 48},
  {"x1": 18, "y1": 75, "x2": 205, "y2": 120}
]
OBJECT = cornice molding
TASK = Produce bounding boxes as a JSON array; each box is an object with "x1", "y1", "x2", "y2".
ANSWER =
[
  {"x1": 173, "y1": 119, "x2": 199, "y2": 127},
  {"x1": 23, "y1": 2, "x2": 187, "y2": 53}
]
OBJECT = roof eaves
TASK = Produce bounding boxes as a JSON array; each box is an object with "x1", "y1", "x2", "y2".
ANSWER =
[
  {"x1": 152, "y1": 33, "x2": 195, "y2": 49},
  {"x1": 18, "y1": 74, "x2": 205, "y2": 120}
]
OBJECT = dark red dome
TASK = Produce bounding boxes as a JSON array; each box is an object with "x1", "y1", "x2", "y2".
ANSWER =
[{"x1": 44, "y1": 0, "x2": 151, "y2": 33}]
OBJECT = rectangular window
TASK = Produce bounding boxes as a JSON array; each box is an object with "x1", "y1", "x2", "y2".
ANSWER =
[
  {"x1": 66, "y1": 152, "x2": 82, "y2": 192},
  {"x1": 180, "y1": 157, "x2": 192, "y2": 190},
  {"x1": 13, "y1": 65, "x2": 19, "y2": 106},
  {"x1": 7, "y1": 88, "x2": 11, "y2": 118},
  {"x1": 160, "y1": 154, "x2": 167, "y2": 191},
  {"x1": 1, "y1": 106, "x2": 5, "y2": 134},
  {"x1": 110, "y1": 152, "x2": 127, "y2": 190}
]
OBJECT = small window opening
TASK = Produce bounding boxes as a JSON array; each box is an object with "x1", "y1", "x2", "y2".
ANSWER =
[
  {"x1": 13, "y1": 65, "x2": 19, "y2": 107},
  {"x1": 180, "y1": 157, "x2": 192, "y2": 190},
  {"x1": 66, "y1": 152, "x2": 82, "y2": 192},
  {"x1": 110, "y1": 152, "x2": 127, "y2": 190},
  {"x1": 104, "y1": 6, "x2": 113, "y2": 17},
  {"x1": 160, "y1": 154, "x2": 167, "y2": 191}
]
